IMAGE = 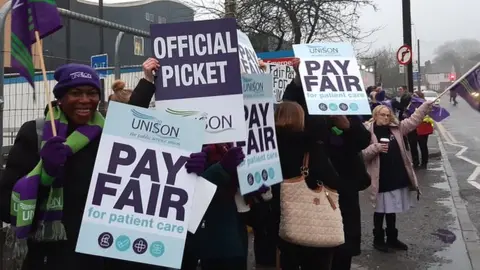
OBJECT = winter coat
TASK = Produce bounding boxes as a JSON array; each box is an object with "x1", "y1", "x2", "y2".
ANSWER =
[
  {"x1": 283, "y1": 80, "x2": 371, "y2": 257},
  {"x1": 362, "y1": 102, "x2": 430, "y2": 205},
  {"x1": 0, "y1": 79, "x2": 159, "y2": 270}
]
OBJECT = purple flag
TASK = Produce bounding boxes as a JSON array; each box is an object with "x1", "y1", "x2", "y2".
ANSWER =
[
  {"x1": 407, "y1": 96, "x2": 450, "y2": 122},
  {"x1": 450, "y1": 63, "x2": 480, "y2": 111},
  {"x1": 11, "y1": 0, "x2": 35, "y2": 88},
  {"x1": 28, "y1": 0, "x2": 63, "y2": 42}
]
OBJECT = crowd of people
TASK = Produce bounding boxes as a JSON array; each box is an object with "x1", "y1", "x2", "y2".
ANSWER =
[{"x1": 0, "y1": 57, "x2": 434, "y2": 270}]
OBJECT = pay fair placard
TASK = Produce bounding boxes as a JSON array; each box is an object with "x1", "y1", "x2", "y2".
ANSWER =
[
  {"x1": 76, "y1": 102, "x2": 204, "y2": 269},
  {"x1": 293, "y1": 43, "x2": 371, "y2": 115},
  {"x1": 235, "y1": 73, "x2": 283, "y2": 195}
]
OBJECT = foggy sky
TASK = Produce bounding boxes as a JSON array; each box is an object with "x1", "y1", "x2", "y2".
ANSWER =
[{"x1": 359, "y1": 0, "x2": 480, "y2": 62}]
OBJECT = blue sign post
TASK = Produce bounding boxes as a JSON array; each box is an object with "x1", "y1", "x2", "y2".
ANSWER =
[{"x1": 90, "y1": 54, "x2": 108, "y2": 78}]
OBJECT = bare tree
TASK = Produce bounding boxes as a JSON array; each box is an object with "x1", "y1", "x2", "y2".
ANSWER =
[
  {"x1": 362, "y1": 47, "x2": 405, "y2": 88},
  {"x1": 433, "y1": 39, "x2": 480, "y2": 75},
  {"x1": 191, "y1": 0, "x2": 379, "y2": 50}
]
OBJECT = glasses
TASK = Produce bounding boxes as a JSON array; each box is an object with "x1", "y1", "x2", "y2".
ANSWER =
[{"x1": 378, "y1": 113, "x2": 390, "y2": 118}]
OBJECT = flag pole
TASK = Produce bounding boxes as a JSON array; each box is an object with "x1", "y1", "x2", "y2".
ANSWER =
[
  {"x1": 434, "y1": 61, "x2": 480, "y2": 102},
  {"x1": 35, "y1": 31, "x2": 57, "y2": 136}
]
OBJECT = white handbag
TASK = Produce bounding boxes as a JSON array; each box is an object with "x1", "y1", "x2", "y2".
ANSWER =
[{"x1": 279, "y1": 153, "x2": 345, "y2": 248}]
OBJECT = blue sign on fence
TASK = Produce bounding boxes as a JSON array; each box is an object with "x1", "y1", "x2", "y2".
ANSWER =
[
  {"x1": 91, "y1": 54, "x2": 108, "y2": 78},
  {"x1": 413, "y1": 72, "x2": 422, "y2": 82}
]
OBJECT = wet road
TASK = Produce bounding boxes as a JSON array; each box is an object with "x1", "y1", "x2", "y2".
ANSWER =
[{"x1": 247, "y1": 118, "x2": 477, "y2": 269}]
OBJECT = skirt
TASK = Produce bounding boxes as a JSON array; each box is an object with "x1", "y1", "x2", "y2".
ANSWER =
[{"x1": 375, "y1": 187, "x2": 412, "y2": 213}]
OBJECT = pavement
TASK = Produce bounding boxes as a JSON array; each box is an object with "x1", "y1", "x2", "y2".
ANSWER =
[{"x1": 247, "y1": 97, "x2": 480, "y2": 269}]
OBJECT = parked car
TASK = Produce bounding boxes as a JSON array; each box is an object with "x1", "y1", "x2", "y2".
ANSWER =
[{"x1": 422, "y1": 90, "x2": 440, "y2": 105}]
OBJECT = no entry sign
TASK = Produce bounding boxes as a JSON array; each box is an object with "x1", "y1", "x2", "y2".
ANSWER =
[{"x1": 397, "y1": 45, "x2": 412, "y2": 65}]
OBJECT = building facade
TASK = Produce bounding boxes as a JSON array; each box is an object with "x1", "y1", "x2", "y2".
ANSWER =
[{"x1": 1, "y1": 0, "x2": 194, "y2": 72}]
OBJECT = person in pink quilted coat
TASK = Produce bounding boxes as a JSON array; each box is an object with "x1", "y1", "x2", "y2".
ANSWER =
[{"x1": 362, "y1": 101, "x2": 433, "y2": 253}]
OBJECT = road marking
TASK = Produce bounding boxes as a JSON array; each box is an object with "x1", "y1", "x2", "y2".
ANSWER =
[
  {"x1": 437, "y1": 122, "x2": 480, "y2": 189},
  {"x1": 468, "y1": 167, "x2": 480, "y2": 181}
]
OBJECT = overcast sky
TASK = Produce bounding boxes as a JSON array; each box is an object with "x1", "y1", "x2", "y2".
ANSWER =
[
  {"x1": 86, "y1": 0, "x2": 479, "y2": 63},
  {"x1": 359, "y1": 0, "x2": 480, "y2": 62}
]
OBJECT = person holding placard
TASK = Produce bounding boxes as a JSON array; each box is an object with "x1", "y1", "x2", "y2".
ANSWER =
[
  {"x1": 0, "y1": 59, "x2": 163, "y2": 270},
  {"x1": 283, "y1": 58, "x2": 372, "y2": 270},
  {"x1": 181, "y1": 143, "x2": 250, "y2": 270},
  {"x1": 362, "y1": 102, "x2": 432, "y2": 253}
]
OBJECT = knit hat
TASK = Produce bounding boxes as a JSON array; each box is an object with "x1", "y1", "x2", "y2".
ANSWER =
[{"x1": 52, "y1": 63, "x2": 101, "y2": 99}]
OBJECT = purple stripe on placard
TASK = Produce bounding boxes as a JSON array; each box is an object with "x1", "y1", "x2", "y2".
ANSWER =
[{"x1": 150, "y1": 18, "x2": 243, "y2": 101}]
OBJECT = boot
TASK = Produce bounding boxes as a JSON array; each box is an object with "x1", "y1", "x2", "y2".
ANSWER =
[
  {"x1": 386, "y1": 228, "x2": 408, "y2": 250},
  {"x1": 373, "y1": 228, "x2": 389, "y2": 252}
]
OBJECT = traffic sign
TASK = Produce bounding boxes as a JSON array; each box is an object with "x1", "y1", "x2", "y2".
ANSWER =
[
  {"x1": 91, "y1": 54, "x2": 108, "y2": 78},
  {"x1": 413, "y1": 72, "x2": 422, "y2": 82},
  {"x1": 396, "y1": 45, "x2": 412, "y2": 65},
  {"x1": 399, "y1": 65, "x2": 405, "y2": 74}
]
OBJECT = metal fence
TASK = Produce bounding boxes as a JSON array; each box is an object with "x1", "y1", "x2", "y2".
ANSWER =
[
  {"x1": 1, "y1": 66, "x2": 146, "y2": 146},
  {"x1": 0, "y1": 0, "x2": 154, "y2": 159}
]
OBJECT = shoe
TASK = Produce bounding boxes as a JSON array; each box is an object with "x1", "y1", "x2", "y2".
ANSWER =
[
  {"x1": 373, "y1": 228, "x2": 389, "y2": 252},
  {"x1": 386, "y1": 228, "x2": 408, "y2": 251},
  {"x1": 419, "y1": 163, "x2": 427, "y2": 169}
]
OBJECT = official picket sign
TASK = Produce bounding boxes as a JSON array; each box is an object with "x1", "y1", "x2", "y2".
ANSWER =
[
  {"x1": 292, "y1": 43, "x2": 370, "y2": 115},
  {"x1": 151, "y1": 18, "x2": 246, "y2": 144},
  {"x1": 265, "y1": 63, "x2": 295, "y2": 103},
  {"x1": 235, "y1": 74, "x2": 283, "y2": 195},
  {"x1": 237, "y1": 30, "x2": 263, "y2": 74},
  {"x1": 76, "y1": 102, "x2": 205, "y2": 269}
]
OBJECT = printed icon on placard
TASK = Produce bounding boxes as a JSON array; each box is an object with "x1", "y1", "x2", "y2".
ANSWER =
[
  {"x1": 261, "y1": 169, "x2": 268, "y2": 181},
  {"x1": 339, "y1": 103, "x2": 349, "y2": 111},
  {"x1": 133, "y1": 238, "x2": 148, "y2": 254},
  {"x1": 318, "y1": 103, "x2": 328, "y2": 111},
  {"x1": 254, "y1": 172, "x2": 262, "y2": 183},
  {"x1": 115, "y1": 235, "x2": 131, "y2": 252},
  {"x1": 268, "y1": 167, "x2": 275, "y2": 179},
  {"x1": 247, "y1": 174, "x2": 254, "y2": 186},
  {"x1": 329, "y1": 103, "x2": 338, "y2": 111},
  {"x1": 98, "y1": 232, "x2": 113, "y2": 249},
  {"x1": 150, "y1": 241, "x2": 165, "y2": 257},
  {"x1": 349, "y1": 103, "x2": 359, "y2": 111}
]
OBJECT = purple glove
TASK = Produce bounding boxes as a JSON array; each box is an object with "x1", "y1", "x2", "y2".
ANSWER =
[
  {"x1": 219, "y1": 147, "x2": 245, "y2": 174},
  {"x1": 40, "y1": 136, "x2": 72, "y2": 176},
  {"x1": 185, "y1": 152, "x2": 207, "y2": 175}
]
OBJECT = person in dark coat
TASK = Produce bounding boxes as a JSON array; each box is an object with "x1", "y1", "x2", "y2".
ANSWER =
[
  {"x1": 0, "y1": 59, "x2": 162, "y2": 270},
  {"x1": 391, "y1": 86, "x2": 418, "y2": 167},
  {"x1": 283, "y1": 58, "x2": 371, "y2": 270},
  {"x1": 273, "y1": 101, "x2": 341, "y2": 270},
  {"x1": 180, "y1": 144, "x2": 249, "y2": 270}
]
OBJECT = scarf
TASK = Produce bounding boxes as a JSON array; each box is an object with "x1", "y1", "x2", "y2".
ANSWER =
[{"x1": 10, "y1": 106, "x2": 104, "y2": 263}]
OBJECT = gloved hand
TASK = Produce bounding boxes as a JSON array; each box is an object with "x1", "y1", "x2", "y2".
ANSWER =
[
  {"x1": 219, "y1": 147, "x2": 245, "y2": 174},
  {"x1": 185, "y1": 152, "x2": 207, "y2": 175},
  {"x1": 258, "y1": 185, "x2": 270, "y2": 194},
  {"x1": 40, "y1": 136, "x2": 72, "y2": 176}
]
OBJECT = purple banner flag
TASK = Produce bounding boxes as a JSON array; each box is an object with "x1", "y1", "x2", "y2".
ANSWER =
[
  {"x1": 11, "y1": 0, "x2": 35, "y2": 87},
  {"x1": 451, "y1": 63, "x2": 480, "y2": 111},
  {"x1": 407, "y1": 96, "x2": 450, "y2": 122},
  {"x1": 28, "y1": 0, "x2": 62, "y2": 42}
]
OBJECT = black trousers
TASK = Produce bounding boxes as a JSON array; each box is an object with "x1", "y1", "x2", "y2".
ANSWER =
[
  {"x1": 280, "y1": 242, "x2": 333, "y2": 270},
  {"x1": 250, "y1": 202, "x2": 277, "y2": 267},
  {"x1": 408, "y1": 131, "x2": 419, "y2": 166},
  {"x1": 418, "y1": 134, "x2": 429, "y2": 165}
]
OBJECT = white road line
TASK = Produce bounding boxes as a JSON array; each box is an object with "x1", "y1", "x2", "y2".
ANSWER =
[
  {"x1": 468, "y1": 167, "x2": 480, "y2": 181},
  {"x1": 437, "y1": 122, "x2": 480, "y2": 188}
]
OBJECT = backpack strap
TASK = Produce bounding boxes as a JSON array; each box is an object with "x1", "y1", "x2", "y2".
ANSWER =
[{"x1": 35, "y1": 118, "x2": 45, "y2": 151}]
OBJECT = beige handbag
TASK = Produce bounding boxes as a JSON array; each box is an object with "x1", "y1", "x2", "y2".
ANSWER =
[{"x1": 279, "y1": 153, "x2": 345, "y2": 248}]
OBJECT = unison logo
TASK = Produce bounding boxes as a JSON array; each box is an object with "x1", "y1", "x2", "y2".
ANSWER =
[
  {"x1": 131, "y1": 109, "x2": 179, "y2": 139},
  {"x1": 166, "y1": 108, "x2": 235, "y2": 134},
  {"x1": 242, "y1": 77, "x2": 263, "y2": 94},
  {"x1": 306, "y1": 45, "x2": 340, "y2": 56}
]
